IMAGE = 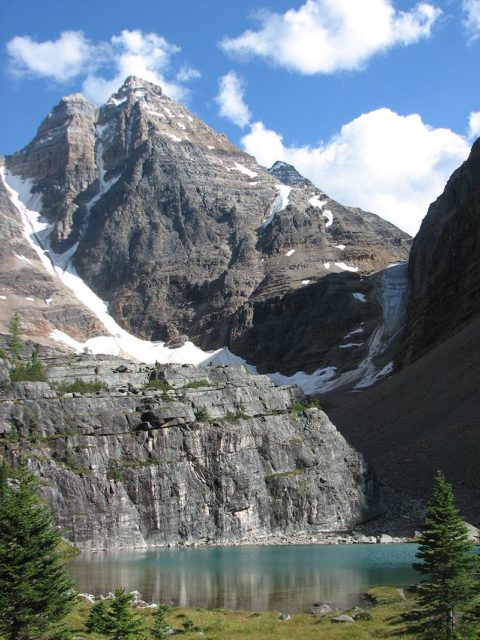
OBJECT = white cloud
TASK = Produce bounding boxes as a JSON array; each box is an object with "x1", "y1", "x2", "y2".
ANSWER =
[
  {"x1": 176, "y1": 65, "x2": 202, "y2": 82},
  {"x1": 7, "y1": 31, "x2": 94, "y2": 82},
  {"x1": 6, "y1": 29, "x2": 197, "y2": 103},
  {"x1": 463, "y1": 0, "x2": 480, "y2": 38},
  {"x1": 215, "y1": 71, "x2": 251, "y2": 128},
  {"x1": 221, "y1": 0, "x2": 441, "y2": 75},
  {"x1": 468, "y1": 111, "x2": 480, "y2": 139},
  {"x1": 242, "y1": 109, "x2": 470, "y2": 236}
]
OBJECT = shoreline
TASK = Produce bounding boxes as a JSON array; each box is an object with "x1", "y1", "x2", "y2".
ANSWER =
[{"x1": 70, "y1": 529, "x2": 414, "y2": 554}]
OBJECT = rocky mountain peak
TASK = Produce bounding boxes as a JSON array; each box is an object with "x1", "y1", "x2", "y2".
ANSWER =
[{"x1": 268, "y1": 161, "x2": 310, "y2": 187}]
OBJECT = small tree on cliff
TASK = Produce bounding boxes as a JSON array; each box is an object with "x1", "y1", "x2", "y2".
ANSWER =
[
  {"x1": 0, "y1": 465, "x2": 76, "y2": 640},
  {"x1": 6, "y1": 313, "x2": 22, "y2": 361},
  {"x1": 412, "y1": 470, "x2": 479, "y2": 639}
]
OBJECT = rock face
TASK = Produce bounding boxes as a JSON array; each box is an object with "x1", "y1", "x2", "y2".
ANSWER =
[
  {"x1": 0, "y1": 351, "x2": 380, "y2": 550},
  {"x1": 0, "y1": 164, "x2": 103, "y2": 345},
  {"x1": 2, "y1": 76, "x2": 410, "y2": 382},
  {"x1": 403, "y1": 138, "x2": 480, "y2": 363}
]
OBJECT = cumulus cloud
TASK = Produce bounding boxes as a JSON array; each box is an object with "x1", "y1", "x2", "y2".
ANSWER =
[
  {"x1": 221, "y1": 0, "x2": 441, "y2": 75},
  {"x1": 7, "y1": 31, "x2": 94, "y2": 82},
  {"x1": 468, "y1": 111, "x2": 480, "y2": 139},
  {"x1": 6, "y1": 29, "x2": 197, "y2": 103},
  {"x1": 242, "y1": 109, "x2": 470, "y2": 236},
  {"x1": 215, "y1": 71, "x2": 251, "y2": 127},
  {"x1": 463, "y1": 0, "x2": 480, "y2": 38}
]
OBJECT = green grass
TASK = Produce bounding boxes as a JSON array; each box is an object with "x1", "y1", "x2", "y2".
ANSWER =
[
  {"x1": 365, "y1": 586, "x2": 406, "y2": 605},
  {"x1": 51, "y1": 379, "x2": 108, "y2": 394},
  {"x1": 146, "y1": 379, "x2": 171, "y2": 391},
  {"x1": 265, "y1": 468, "x2": 306, "y2": 480},
  {"x1": 289, "y1": 398, "x2": 322, "y2": 412},
  {"x1": 58, "y1": 595, "x2": 419, "y2": 640},
  {"x1": 183, "y1": 379, "x2": 213, "y2": 389}
]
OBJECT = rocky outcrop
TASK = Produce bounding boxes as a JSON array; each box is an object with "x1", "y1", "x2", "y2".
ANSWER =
[
  {"x1": 0, "y1": 351, "x2": 381, "y2": 550},
  {"x1": 402, "y1": 138, "x2": 480, "y2": 363},
  {"x1": 2, "y1": 77, "x2": 410, "y2": 380}
]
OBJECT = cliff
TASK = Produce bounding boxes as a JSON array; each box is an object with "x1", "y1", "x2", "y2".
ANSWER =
[{"x1": 0, "y1": 351, "x2": 380, "y2": 550}]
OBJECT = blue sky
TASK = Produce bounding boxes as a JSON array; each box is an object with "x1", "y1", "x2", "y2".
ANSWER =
[{"x1": 2, "y1": 0, "x2": 480, "y2": 235}]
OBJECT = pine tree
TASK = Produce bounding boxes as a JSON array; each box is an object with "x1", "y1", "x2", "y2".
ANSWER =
[
  {"x1": 106, "y1": 588, "x2": 145, "y2": 640},
  {"x1": 0, "y1": 466, "x2": 77, "y2": 640},
  {"x1": 412, "y1": 470, "x2": 479, "y2": 639},
  {"x1": 6, "y1": 313, "x2": 23, "y2": 361},
  {"x1": 151, "y1": 604, "x2": 172, "y2": 640},
  {"x1": 85, "y1": 599, "x2": 113, "y2": 635}
]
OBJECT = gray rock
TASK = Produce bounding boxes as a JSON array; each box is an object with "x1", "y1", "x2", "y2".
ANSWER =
[
  {"x1": 378, "y1": 534, "x2": 394, "y2": 543},
  {"x1": 1, "y1": 355, "x2": 382, "y2": 550},
  {"x1": 331, "y1": 615, "x2": 355, "y2": 624},
  {"x1": 310, "y1": 602, "x2": 333, "y2": 615}
]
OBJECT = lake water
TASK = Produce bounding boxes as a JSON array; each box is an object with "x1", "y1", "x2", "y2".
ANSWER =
[{"x1": 69, "y1": 543, "x2": 419, "y2": 611}]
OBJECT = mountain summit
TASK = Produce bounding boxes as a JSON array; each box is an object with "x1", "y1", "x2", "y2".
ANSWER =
[{"x1": 1, "y1": 77, "x2": 410, "y2": 390}]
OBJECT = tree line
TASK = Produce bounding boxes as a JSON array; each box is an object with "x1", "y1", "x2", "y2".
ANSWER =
[{"x1": 0, "y1": 464, "x2": 478, "y2": 638}]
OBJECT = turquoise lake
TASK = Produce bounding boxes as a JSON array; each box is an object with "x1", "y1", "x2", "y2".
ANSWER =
[{"x1": 69, "y1": 543, "x2": 419, "y2": 611}]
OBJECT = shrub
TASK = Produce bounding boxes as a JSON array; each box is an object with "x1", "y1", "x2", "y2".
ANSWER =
[
  {"x1": 52, "y1": 379, "x2": 108, "y2": 394},
  {"x1": 183, "y1": 379, "x2": 212, "y2": 389},
  {"x1": 195, "y1": 407, "x2": 213, "y2": 423},
  {"x1": 289, "y1": 398, "x2": 321, "y2": 412}
]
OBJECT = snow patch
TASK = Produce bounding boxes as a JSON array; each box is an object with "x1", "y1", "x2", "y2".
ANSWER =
[
  {"x1": 14, "y1": 254, "x2": 32, "y2": 265},
  {"x1": 233, "y1": 162, "x2": 258, "y2": 178},
  {"x1": 25, "y1": 297, "x2": 34, "y2": 301},
  {"x1": 0, "y1": 296, "x2": 6, "y2": 300},
  {"x1": 339, "y1": 342, "x2": 364, "y2": 349},
  {"x1": 177, "y1": 121, "x2": 186, "y2": 130},
  {"x1": 323, "y1": 209, "x2": 333, "y2": 228},
  {"x1": 45, "y1": 298, "x2": 53, "y2": 306},
  {"x1": 301, "y1": 279, "x2": 311, "y2": 285},
  {"x1": 108, "y1": 96, "x2": 127, "y2": 106},
  {"x1": 308, "y1": 195, "x2": 327, "y2": 209},
  {"x1": 207, "y1": 145, "x2": 214, "y2": 150},
  {"x1": 335, "y1": 244, "x2": 346, "y2": 250},
  {"x1": 353, "y1": 292, "x2": 367, "y2": 303},
  {"x1": 344, "y1": 326, "x2": 365, "y2": 339},
  {"x1": 165, "y1": 133, "x2": 182, "y2": 143},
  {"x1": 335, "y1": 262, "x2": 359, "y2": 272},
  {"x1": 269, "y1": 367, "x2": 337, "y2": 395},
  {"x1": 285, "y1": 249, "x2": 295, "y2": 257},
  {"x1": 324, "y1": 262, "x2": 331, "y2": 270},
  {"x1": 262, "y1": 185, "x2": 292, "y2": 227}
]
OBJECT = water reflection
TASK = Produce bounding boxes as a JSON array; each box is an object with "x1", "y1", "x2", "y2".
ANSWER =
[{"x1": 69, "y1": 544, "x2": 418, "y2": 611}]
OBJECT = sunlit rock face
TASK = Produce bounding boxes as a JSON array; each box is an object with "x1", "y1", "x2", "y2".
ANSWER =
[{"x1": 2, "y1": 76, "x2": 410, "y2": 388}]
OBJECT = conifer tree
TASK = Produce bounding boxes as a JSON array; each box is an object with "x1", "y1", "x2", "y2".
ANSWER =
[
  {"x1": 412, "y1": 470, "x2": 479, "y2": 639},
  {"x1": 7, "y1": 313, "x2": 23, "y2": 361},
  {"x1": 106, "y1": 588, "x2": 145, "y2": 640},
  {"x1": 0, "y1": 465, "x2": 77, "y2": 640},
  {"x1": 85, "y1": 599, "x2": 113, "y2": 635},
  {"x1": 151, "y1": 604, "x2": 172, "y2": 640}
]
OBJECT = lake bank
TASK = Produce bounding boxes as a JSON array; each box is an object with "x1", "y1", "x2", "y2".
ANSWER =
[{"x1": 69, "y1": 543, "x2": 419, "y2": 612}]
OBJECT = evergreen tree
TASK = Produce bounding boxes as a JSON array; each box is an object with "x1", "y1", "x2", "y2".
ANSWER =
[
  {"x1": 106, "y1": 588, "x2": 145, "y2": 640},
  {"x1": 85, "y1": 599, "x2": 113, "y2": 635},
  {"x1": 151, "y1": 604, "x2": 172, "y2": 640},
  {"x1": 0, "y1": 466, "x2": 77, "y2": 640},
  {"x1": 412, "y1": 470, "x2": 479, "y2": 639},
  {"x1": 7, "y1": 313, "x2": 23, "y2": 361}
]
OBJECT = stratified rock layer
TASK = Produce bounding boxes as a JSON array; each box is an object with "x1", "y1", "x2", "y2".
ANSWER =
[{"x1": 0, "y1": 352, "x2": 380, "y2": 550}]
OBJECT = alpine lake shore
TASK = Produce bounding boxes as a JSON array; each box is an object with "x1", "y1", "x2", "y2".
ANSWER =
[{"x1": 65, "y1": 585, "x2": 417, "y2": 640}]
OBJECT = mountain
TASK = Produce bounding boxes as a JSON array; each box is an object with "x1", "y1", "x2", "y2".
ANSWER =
[
  {"x1": 328, "y1": 138, "x2": 480, "y2": 522},
  {"x1": 1, "y1": 76, "x2": 410, "y2": 392}
]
